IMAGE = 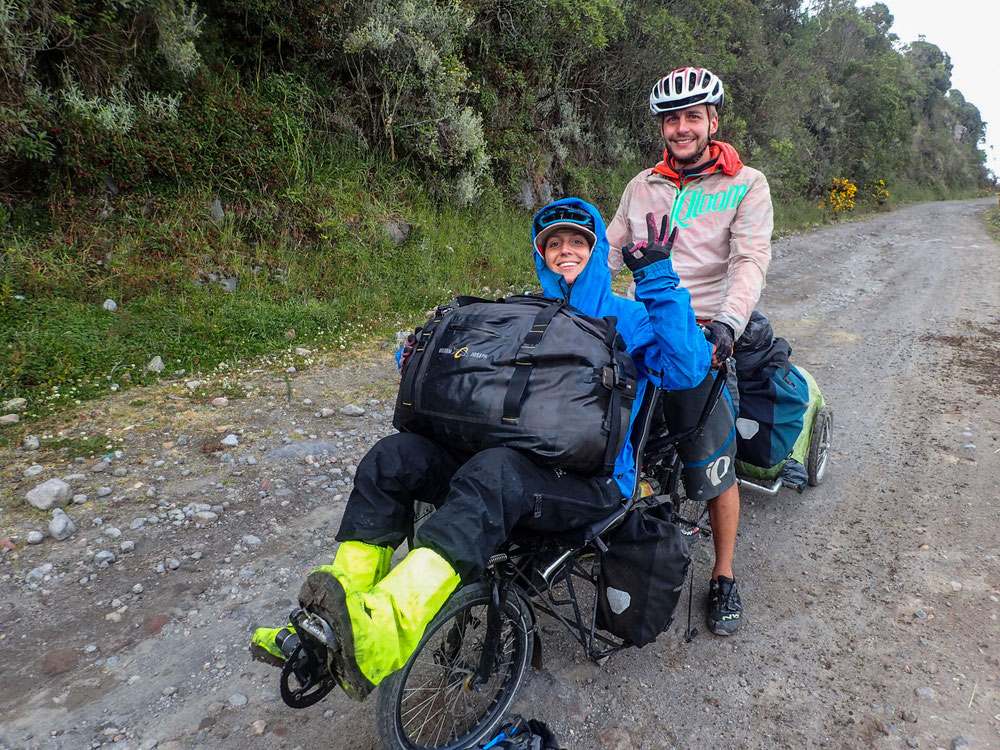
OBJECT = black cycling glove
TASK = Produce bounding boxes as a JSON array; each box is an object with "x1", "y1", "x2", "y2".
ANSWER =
[
  {"x1": 399, "y1": 332, "x2": 418, "y2": 371},
  {"x1": 621, "y1": 212, "x2": 677, "y2": 280},
  {"x1": 703, "y1": 320, "x2": 735, "y2": 362}
]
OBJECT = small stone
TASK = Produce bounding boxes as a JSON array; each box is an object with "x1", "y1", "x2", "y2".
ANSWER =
[
  {"x1": 73, "y1": 494, "x2": 88, "y2": 504},
  {"x1": 294, "y1": 348, "x2": 312, "y2": 357},
  {"x1": 285, "y1": 329, "x2": 296, "y2": 341},
  {"x1": 319, "y1": 408, "x2": 335, "y2": 418},
  {"x1": 146, "y1": 356, "x2": 165, "y2": 373},
  {"x1": 228, "y1": 693, "x2": 248, "y2": 707},
  {"x1": 94, "y1": 550, "x2": 116, "y2": 568},
  {"x1": 103, "y1": 299, "x2": 118, "y2": 312},
  {"x1": 241, "y1": 535, "x2": 261, "y2": 546},
  {"x1": 90, "y1": 460, "x2": 110, "y2": 473},
  {"x1": 194, "y1": 511, "x2": 218, "y2": 524},
  {"x1": 251, "y1": 720, "x2": 266, "y2": 735},
  {"x1": 27, "y1": 530, "x2": 44, "y2": 544},
  {"x1": 132, "y1": 583, "x2": 144, "y2": 594},
  {"x1": 220, "y1": 434, "x2": 239, "y2": 447},
  {"x1": 211, "y1": 397, "x2": 229, "y2": 408},
  {"x1": 96, "y1": 486, "x2": 113, "y2": 498},
  {"x1": 914, "y1": 686, "x2": 936, "y2": 699},
  {"x1": 186, "y1": 380, "x2": 202, "y2": 390},
  {"x1": 120, "y1": 541, "x2": 135, "y2": 553},
  {"x1": 26, "y1": 479, "x2": 72, "y2": 510},
  {"x1": 26, "y1": 563, "x2": 52, "y2": 582},
  {"x1": 23, "y1": 435, "x2": 40, "y2": 450},
  {"x1": 112, "y1": 467, "x2": 128, "y2": 477},
  {"x1": 130, "y1": 517, "x2": 146, "y2": 529},
  {"x1": 24, "y1": 464, "x2": 44, "y2": 478},
  {"x1": 144, "y1": 614, "x2": 170, "y2": 634},
  {"x1": 0, "y1": 413, "x2": 19, "y2": 425},
  {"x1": 166, "y1": 558, "x2": 180, "y2": 570},
  {"x1": 246, "y1": 456, "x2": 257, "y2": 466},
  {"x1": 162, "y1": 685, "x2": 177, "y2": 697},
  {"x1": 339, "y1": 404, "x2": 365, "y2": 417},
  {"x1": 210, "y1": 197, "x2": 225, "y2": 224},
  {"x1": 3, "y1": 397, "x2": 27, "y2": 412},
  {"x1": 901, "y1": 710, "x2": 918, "y2": 723},
  {"x1": 952, "y1": 737, "x2": 969, "y2": 749},
  {"x1": 43, "y1": 648, "x2": 78, "y2": 675},
  {"x1": 906, "y1": 739, "x2": 919, "y2": 748},
  {"x1": 104, "y1": 526, "x2": 122, "y2": 539},
  {"x1": 177, "y1": 435, "x2": 189, "y2": 446},
  {"x1": 949, "y1": 581, "x2": 962, "y2": 591},
  {"x1": 49, "y1": 512, "x2": 77, "y2": 541}
]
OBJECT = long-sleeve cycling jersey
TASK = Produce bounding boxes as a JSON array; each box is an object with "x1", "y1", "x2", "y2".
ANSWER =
[{"x1": 606, "y1": 141, "x2": 773, "y2": 339}]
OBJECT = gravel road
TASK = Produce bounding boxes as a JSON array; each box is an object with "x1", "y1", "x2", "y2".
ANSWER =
[{"x1": 1, "y1": 198, "x2": 998, "y2": 750}]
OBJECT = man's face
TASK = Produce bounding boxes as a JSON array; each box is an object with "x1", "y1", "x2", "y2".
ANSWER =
[
  {"x1": 542, "y1": 229, "x2": 593, "y2": 285},
  {"x1": 659, "y1": 104, "x2": 719, "y2": 166}
]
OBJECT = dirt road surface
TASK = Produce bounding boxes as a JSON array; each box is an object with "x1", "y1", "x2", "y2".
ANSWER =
[{"x1": 2, "y1": 198, "x2": 998, "y2": 750}]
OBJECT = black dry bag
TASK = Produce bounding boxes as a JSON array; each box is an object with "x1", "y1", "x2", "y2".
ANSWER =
[{"x1": 393, "y1": 295, "x2": 638, "y2": 475}]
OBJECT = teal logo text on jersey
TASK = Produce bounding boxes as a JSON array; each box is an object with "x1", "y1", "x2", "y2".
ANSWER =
[{"x1": 670, "y1": 184, "x2": 748, "y2": 229}]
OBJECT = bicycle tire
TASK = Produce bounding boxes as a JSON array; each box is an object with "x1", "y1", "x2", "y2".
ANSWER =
[
  {"x1": 807, "y1": 406, "x2": 833, "y2": 486},
  {"x1": 672, "y1": 491, "x2": 710, "y2": 540},
  {"x1": 375, "y1": 582, "x2": 534, "y2": 750}
]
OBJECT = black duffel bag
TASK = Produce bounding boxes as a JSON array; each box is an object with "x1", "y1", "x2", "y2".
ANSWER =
[
  {"x1": 393, "y1": 294, "x2": 638, "y2": 476},
  {"x1": 595, "y1": 501, "x2": 690, "y2": 647}
]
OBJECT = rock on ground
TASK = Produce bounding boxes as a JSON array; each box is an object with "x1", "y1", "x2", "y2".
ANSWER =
[{"x1": 26, "y1": 479, "x2": 72, "y2": 510}]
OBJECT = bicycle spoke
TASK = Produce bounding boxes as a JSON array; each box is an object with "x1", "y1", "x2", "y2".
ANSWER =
[{"x1": 383, "y1": 592, "x2": 528, "y2": 750}]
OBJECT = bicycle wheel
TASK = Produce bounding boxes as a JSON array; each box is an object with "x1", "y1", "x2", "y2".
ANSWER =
[
  {"x1": 375, "y1": 582, "x2": 534, "y2": 750},
  {"x1": 807, "y1": 406, "x2": 833, "y2": 486},
  {"x1": 672, "y1": 490, "x2": 710, "y2": 540}
]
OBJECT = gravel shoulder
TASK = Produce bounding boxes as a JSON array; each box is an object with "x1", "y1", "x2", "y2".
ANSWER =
[{"x1": 2, "y1": 198, "x2": 999, "y2": 750}]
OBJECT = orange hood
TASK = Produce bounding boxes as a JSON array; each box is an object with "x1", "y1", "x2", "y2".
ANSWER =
[{"x1": 651, "y1": 140, "x2": 744, "y2": 187}]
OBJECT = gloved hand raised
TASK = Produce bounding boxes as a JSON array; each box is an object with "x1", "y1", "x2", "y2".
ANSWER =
[
  {"x1": 703, "y1": 320, "x2": 734, "y2": 365},
  {"x1": 621, "y1": 212, "x2": 678, "y2": 280}
]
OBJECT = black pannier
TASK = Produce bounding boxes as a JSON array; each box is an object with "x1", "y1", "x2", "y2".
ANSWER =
[
  {"x1": 393, "y1": 295, "x2": 638, "y2": 476},
  {"x1": 595, "y1": 502, "x2": 691, "y2": 647}
]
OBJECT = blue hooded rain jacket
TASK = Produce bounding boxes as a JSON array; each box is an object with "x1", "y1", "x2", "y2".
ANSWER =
[{"x1": 532, "y1": 198, "x2": 712, "y2": 497}]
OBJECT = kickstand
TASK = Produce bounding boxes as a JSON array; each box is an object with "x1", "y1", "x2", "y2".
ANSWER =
[{"x1": 684, "y1": 557, "x2": 699, "y2": 643}]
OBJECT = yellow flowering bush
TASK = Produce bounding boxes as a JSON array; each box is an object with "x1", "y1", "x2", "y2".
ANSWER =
[
  {"x1": 866, "y1": 179, "x2": 890, "y2": 206},
  {"x1": 819, "y1": 177, "x2": 858, "y2": 212}
]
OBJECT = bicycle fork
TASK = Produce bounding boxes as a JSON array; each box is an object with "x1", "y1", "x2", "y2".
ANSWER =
[{"x1": 470, "y1": 572, "x2": 510, "y2": 689}]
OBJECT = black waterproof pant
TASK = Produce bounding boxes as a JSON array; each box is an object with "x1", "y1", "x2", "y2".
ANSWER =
[{"x1": 336, "y1": 433, "x2": 624, "y2": 581}]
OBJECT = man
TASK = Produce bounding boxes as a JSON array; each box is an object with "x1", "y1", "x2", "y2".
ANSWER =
[
  {"x1": 250, "y1": 198, "x2": 712, "y2": 699},
  {"x1": 607, "y1": 67, "x2": 774, "y2": 636}
]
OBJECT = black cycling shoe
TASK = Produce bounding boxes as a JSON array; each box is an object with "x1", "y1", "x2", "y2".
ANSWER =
[{"x1": 707, "y1": 575, "x2": 743, "y2": 635}]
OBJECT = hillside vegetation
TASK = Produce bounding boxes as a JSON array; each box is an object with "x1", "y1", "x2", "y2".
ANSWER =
[{"x1": 0, "y1": 0, "x2": 992, "y2": 417}]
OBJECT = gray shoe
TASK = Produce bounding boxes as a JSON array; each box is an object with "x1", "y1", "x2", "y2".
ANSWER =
[
  {"x1": 298, "y1": 569, "x2": 376, "y2": 701},
  {"x1": 707, "y1": 576, "x2": 743, "y2": 635}
]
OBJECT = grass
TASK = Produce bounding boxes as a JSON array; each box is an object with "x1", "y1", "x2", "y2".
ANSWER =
[
  {"x1": 984, "y1": 202, "x2": 1000, "y2": 243},
  {"x1": 0, "y1": 145, "x2": 541, "y2": 418},
  {"x1": 1, "y1": 140, "x2": 991, "y2": 422}
]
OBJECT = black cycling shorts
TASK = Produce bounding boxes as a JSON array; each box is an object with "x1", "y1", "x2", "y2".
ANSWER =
[{"x1": 659, "y1": 364, "x2": 738, "y2": 502}]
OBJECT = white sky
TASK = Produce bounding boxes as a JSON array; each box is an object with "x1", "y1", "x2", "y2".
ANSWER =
[{"x1": 858, "y1": 0, "x2": 1000, "y2": 179}]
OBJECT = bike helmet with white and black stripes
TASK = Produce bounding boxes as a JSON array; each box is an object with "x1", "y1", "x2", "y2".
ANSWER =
[{"x1": 649, "y1": 67, "x2": 725, "y2": 116}]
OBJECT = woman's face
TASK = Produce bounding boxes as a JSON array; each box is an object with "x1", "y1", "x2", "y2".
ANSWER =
[{"x1": 542, "y1": 229, "x2": 593, "y2": 285}]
